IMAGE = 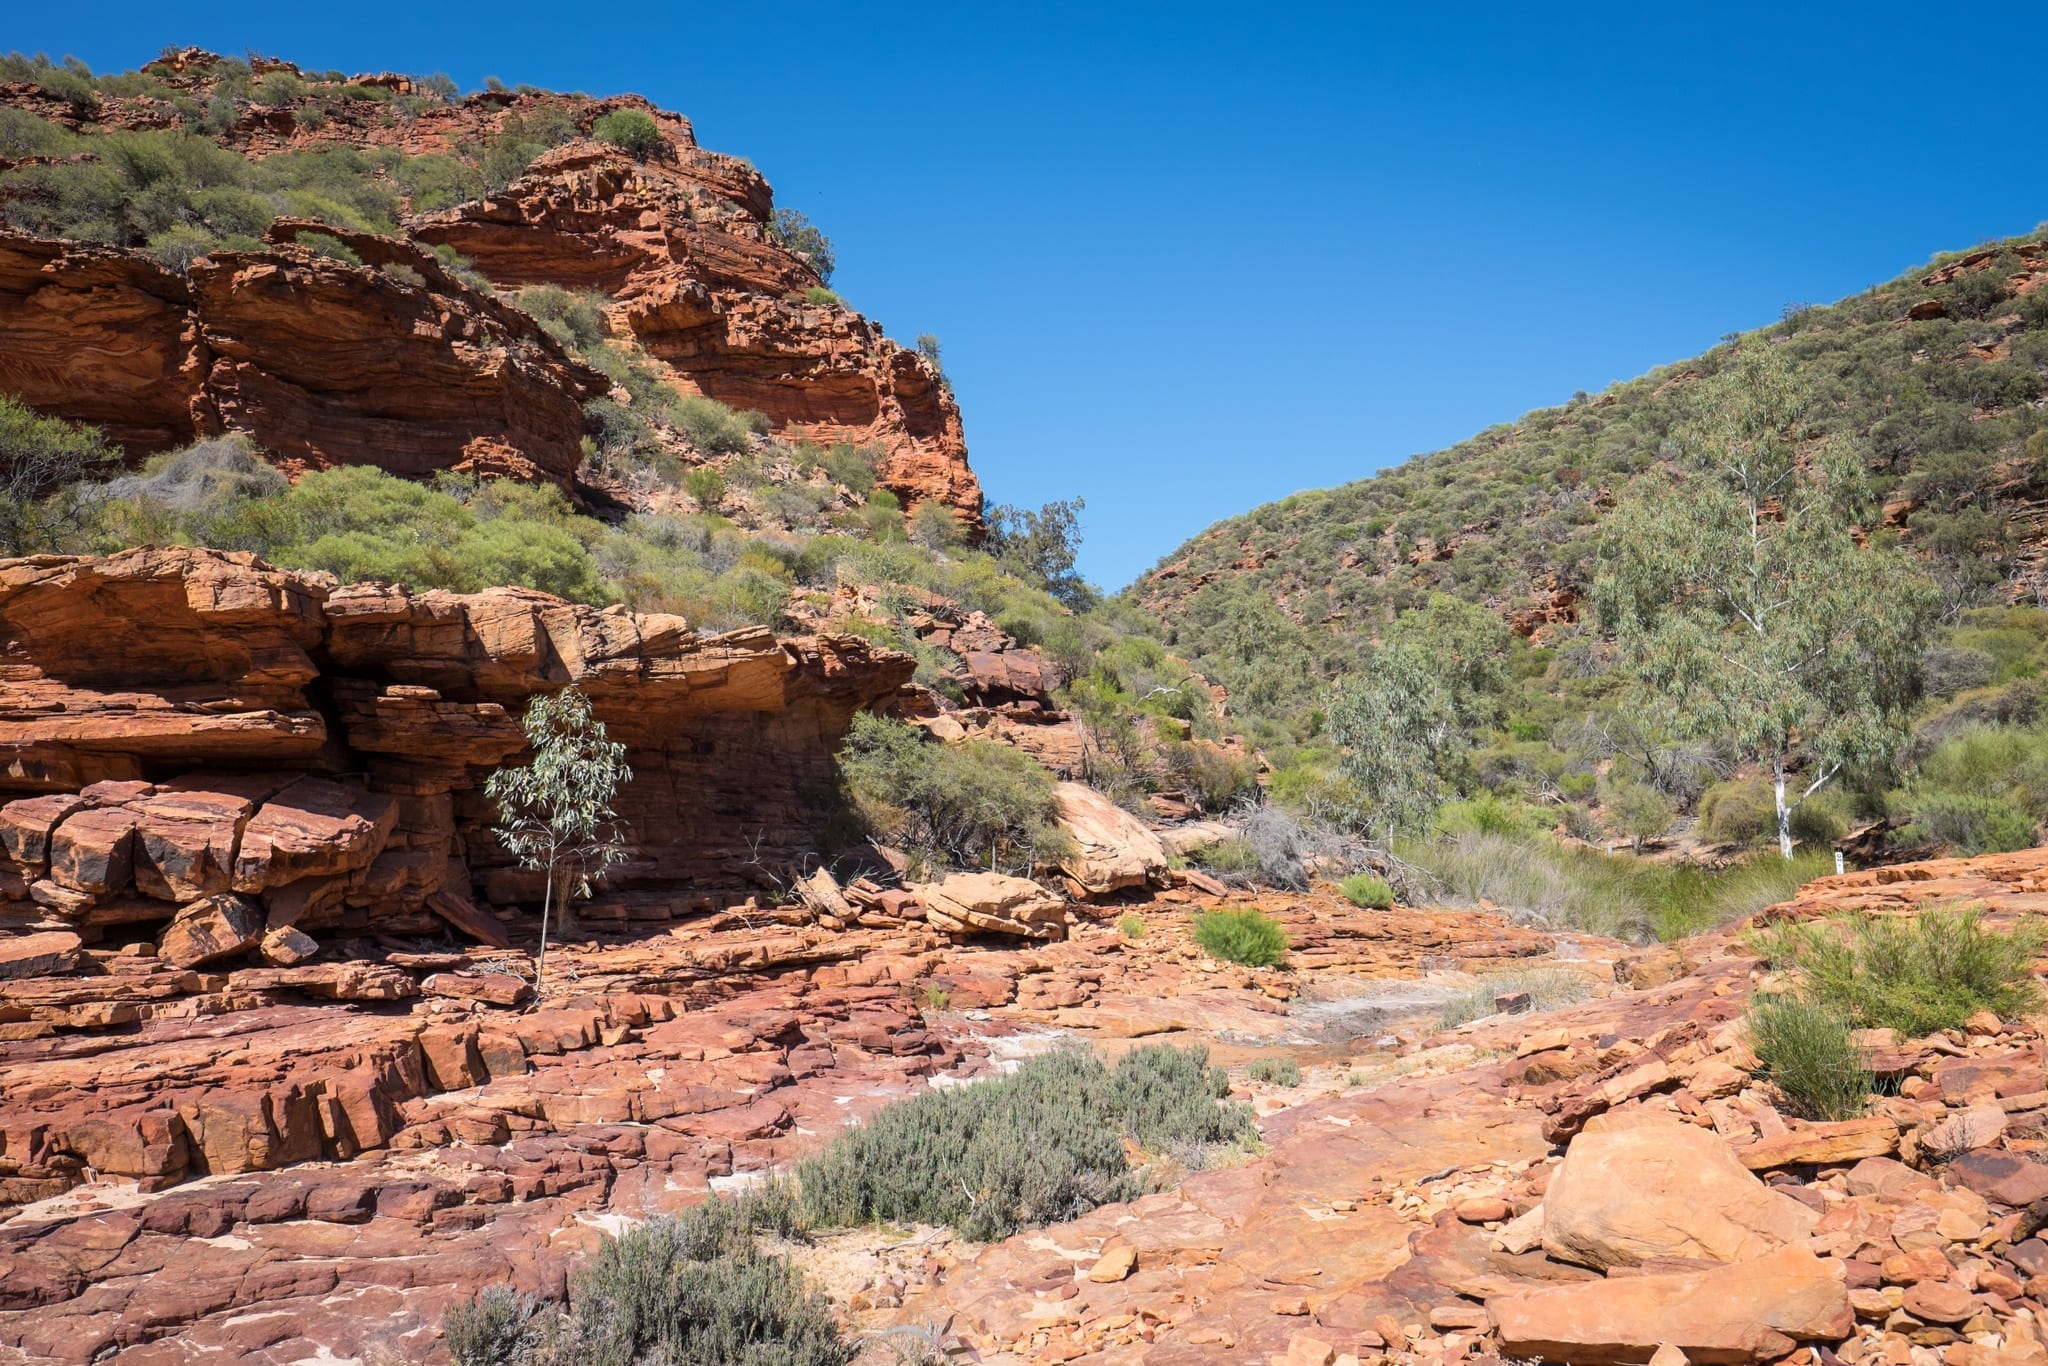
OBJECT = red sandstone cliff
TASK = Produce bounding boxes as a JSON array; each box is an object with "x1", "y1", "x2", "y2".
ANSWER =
[
  {"x1": 0, "y1": 53, "x2": 983, "y2": 525},
  {"x1": 0, "y1": 546, "x2": 915, "y2": 949}
]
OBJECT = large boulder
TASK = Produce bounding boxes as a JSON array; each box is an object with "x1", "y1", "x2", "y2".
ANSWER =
[
  {"x1": 1542, "y1": 1118, "x2": 1817, "y2": 1269},
  {"x1": 914, "y1": 873, "x2": 1069, "y2": 940},
  {"x1": 1492, "y1": 1244, "x2": 1852, "y2": 1365},
  {"x1": 1055, "y1": 782, "x2": 1167, "y2": 896},
  {"x1": 158, "y1": 893, "x2": 266, "y2": 968}
]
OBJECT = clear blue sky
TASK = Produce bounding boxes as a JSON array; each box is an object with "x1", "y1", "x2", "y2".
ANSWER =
[{"x1": 15, "y1": 3, "x2": 2046, "y2": 589}]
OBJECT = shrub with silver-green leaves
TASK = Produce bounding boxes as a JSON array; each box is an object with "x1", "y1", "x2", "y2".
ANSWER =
[
  {"x1": 444, "y1": 1286, "x2": 548, "y2": 1366},
  {"x1": 797, "y1": 1045, "x2": 1252, "y2": 1242}
]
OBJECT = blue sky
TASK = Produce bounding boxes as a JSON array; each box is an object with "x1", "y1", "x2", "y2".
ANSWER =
[{"x1": 15, "y1": 3, "x2": 2046, "y2": 588}]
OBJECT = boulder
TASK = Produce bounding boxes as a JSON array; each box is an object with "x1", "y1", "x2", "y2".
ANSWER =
[
  {"x1": 1055, "y1": 782, "x2": 1168, "y2": 896},
  {"x1": 1542, "y1": 1118, "x2": 1817, "y2": 1269},
  {"x1": 1492, "y1": 1244, "x2": 1852, "y2": 1365},
  {"x1": 0, "y1": 929, "x2": 82, "y2": 979},
  {"x1": 232, "y1": 779, "x2": 398, "y2": 892},
  {"x1": 914, "y1": 873, "x2": 1069, "y2": 940},
  {"x1": 47, "y1": 805, "x2": 140, "y2": 894},
  {"x1": 158, "y1": 893, "x2": 266, "y2": 968},
  {"x1": 0, "y1": 794, "x2": 83, "y2": 871},
  {"x1": 131, "y1": 774, "x2": 286, "y2": 901},
  {"x1": 258, "y1": 925, "x2": 320, "y2": 966}
]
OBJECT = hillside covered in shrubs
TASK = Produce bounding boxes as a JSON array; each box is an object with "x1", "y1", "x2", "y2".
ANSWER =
[{"x1": 1137, "y1": 223, "x2": 2048, "y2": 902}]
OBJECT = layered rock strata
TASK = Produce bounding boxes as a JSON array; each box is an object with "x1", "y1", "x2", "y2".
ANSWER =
[
  {"x1": 0, "y1": 547, "x2": 914, "y2": 951},
  {"x1": 0, "y1": 225, "x2": 605, "y2": 481}
]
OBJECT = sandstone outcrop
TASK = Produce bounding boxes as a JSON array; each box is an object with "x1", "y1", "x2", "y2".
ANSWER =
[
  {"x1": 411, "y1": 142, "x2": 981, "y2": 527},
  {"x1": 0, "y1": 547, "x2": 914, "y2": 951},
  {"x1": 0, "y1": 54, "x2": 984, "y2": 524},
  {"x1": 0, "y1": 225, "x2": 605, "y2": 480}
]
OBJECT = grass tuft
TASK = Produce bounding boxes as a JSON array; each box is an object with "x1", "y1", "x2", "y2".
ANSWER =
[
  {"x1": 1189, "y1": 906, "x2": 1288, "y2": 967},
  {"x1": 1745, "y1": 995, "x2": 1873, "y2": 1121}
]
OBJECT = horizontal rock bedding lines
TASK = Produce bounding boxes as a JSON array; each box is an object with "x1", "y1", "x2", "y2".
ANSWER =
[
  {"x1": 0, "y1": 874, "x2": 1562, "y2": 1362},
  {"x1": 0, "y1": 546, "x2": 916, "y2": 954},
  {"x1": 0, "y1": 58, "x2": 984, "y2": 525}
]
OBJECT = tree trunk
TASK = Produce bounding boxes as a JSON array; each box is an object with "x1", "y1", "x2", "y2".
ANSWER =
[
  {"x1": 1774, "y1": 763, "x2": 1794, "y2": 861},
  {"x1": 536, "y1": 862, "x2": 555, "y2": 998}
]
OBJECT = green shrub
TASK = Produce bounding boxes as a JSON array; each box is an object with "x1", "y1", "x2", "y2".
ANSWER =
[
  {"x1": 1402, "y1": 833, "x2": 1828, "y2": 941},
  {"x1": 566, "y1": 1197, "x2": 848, "y2": 1366},
  {"x1": 1190, "y1": 907, "x2": 1288, "y2": 967},
  {"x1": 767, "y1": 207, "x2": 835, "y2": 284},
  {"x1": 796, "y1": 1045, "x2": 1251, "y2": 1241},
  {"x1": 1438, "y1": 966, "x2": 1595, "y2": 1027},
  {"x1": 444, "y1": 1286, "x2": 547, "y2": 1366},
  {"x1": 1118, "y1": 913, "x2": 1146, "y2": 940},
  {"x1": 673, "y1": 396, "x2": 764, "y2": 456},
  {"x1": 803, "y1": 286, "x2": 842, "y2": 306},
  {"x1": 1900, "y1": 791, "x2": 2037, "y2": 854},
  {"x1": 684, "y1": 466, "x2": 726, "y2": 509},
  {"x1": 1339, "y1": 874, "x2": 1394, "y2": 909},
  {"x1": 813, "y1": 442, "x2": 881, "y2": 498},
  {"x1": 837, "y1": 713, "x2": 1070, "y2": 876},
  {"x1": 592, "y1": 109, "x2": 663, "y2": 159},
  {"x1": 516, "y1": 285, "x2": 609, "y2": 351},
  {"x1": 1603, "y1": 779, "x2": 1673, "y2": 850},
  {"x1": 1745, "y1": 995, "x2": 1872, "y2": 1121},
  {"x1": 1751, "y1": 905, "x2": 2044, "y2": 1037},
  {"x1": 1191, "y1": 839, "x2": 1259, "y2": 875},
  {"x1": 1699, "y1": 779, "x2": 1775, "y2": 845},
  {"x1": 1434, "y1": 793, "x2": 1542, "y2": 839},
  {"x1": 0, "y1": 396, "x2": 117, "y2": 555},
  {"x1": 1245, "y1": 1056, "x2": 1301, "y2": 1086}
]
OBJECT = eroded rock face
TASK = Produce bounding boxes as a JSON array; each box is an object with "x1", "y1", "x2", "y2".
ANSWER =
[
  {"x1": 0, "y1": 225, "x2": 606, "y2": 482},
  {"x1": 0, "y1": 547, "x2": 914, "y2": 946}
]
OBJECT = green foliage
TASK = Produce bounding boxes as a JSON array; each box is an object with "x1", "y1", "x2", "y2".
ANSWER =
[
  {"x1": 1338, "y1": 874, "x2": 1394, "y2": 909},
  {"x1": 1602, "y1": 779, "x2": 1674, "y2": 850},
  {"x1": 444, "y1": 1286, "x2": 548, "y2": 1366},
  {"x1": 987, "y1": 499, "x2": 1093, "y2": 610},
  {"x1": 1403, "y1": 832, "x2": 1830, "y2": 941},
  {"x1": 1118, "y1": 912, "x2": 1147, "y2": 939},
  {"x1": 1745, "y1": 996, "x2": 1873, "y2": 1121},
  {"x1": 1900, "y1": 791, "x2": 2036, "y2": 855},
  {"x1": 684, "y1": 466, "x2": 727, "y2": 509},
  {"x1": 1245, "y1": 1056, "x2": 1301, "y2": 1086},
  {"x1": 565, "y1": 1192, "x2": 849, "y2": 1366},
  {"x1": 767, "y1": 208, "x2": 835, "y2": 284},
  {"x1": 837, "y1": 714, "x2": 1070, "y2": 876},
  {"x1": 1438, "y1": 966, "x2": 1595, "y2": 1027},
  {"x1": 487, "y1": 687, "x2": 631, "y2": 985},
  {"x1": 796, "y1": 1045, "x2": 1252, "y2": 1241},
  {"x1": 673, "y1": 396, "x2": 766, "y2": 456},
  {"x1": 1594, "y1": 336, "x2": 1939, "y2": 857},
  {"x1": 1134, "y1": 224, "x2": 2048, "y2": 775},
  {"x1": 908, "y1": 499, "x2": 965, "y2": 550},
  {"x1": 0, "y1": 396, "x2": 117, "y2": 555},
  {"x1": 516, "y1": 286, "x2": 609, "y2": 351},
  {"x1": 591, "y1": 108, "x2": 662, "y2": 159},
  {"x1": 1328, "y1": 594, "x2": 1511, "y2": 836},
  {"x1": 803, "y1": 286, "x2": 842, "y2": 306},
  {"x1": 1898, "y1": 720, "x2": 2048, "y2": 853},
  {"x1": 1751, "y1": 905, "x2": 2044, "y2": 1036},
  {"x1": 1189, "y1": 906, "x2": 1288, "y2": 967}
]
